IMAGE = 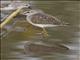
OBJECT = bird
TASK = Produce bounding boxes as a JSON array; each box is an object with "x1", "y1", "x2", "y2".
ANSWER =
[
  {"x1": 1, "y1": 1, "x2": 31, "y2": 11},
  {"x1": 22, "y1": 10, "x2": 68, "y2": 36}
]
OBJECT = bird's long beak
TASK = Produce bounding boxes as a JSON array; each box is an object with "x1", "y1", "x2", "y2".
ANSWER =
[{"x1": 21, "y1": 11, "x2": 29, "y2": 15}]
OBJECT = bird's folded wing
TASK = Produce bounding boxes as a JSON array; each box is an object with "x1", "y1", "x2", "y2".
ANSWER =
[{"x1": 31, "y1": 13, "x2": 62, "y2": 25}]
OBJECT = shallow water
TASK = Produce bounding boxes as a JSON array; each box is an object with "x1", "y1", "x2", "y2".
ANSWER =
[{"x1": 1, "y1": 1, "x2": 80, "y2": 60}]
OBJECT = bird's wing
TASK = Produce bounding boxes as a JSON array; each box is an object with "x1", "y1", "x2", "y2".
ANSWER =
[{"x1": 30, "y1": 13, "x2": 62, "y2": 25}]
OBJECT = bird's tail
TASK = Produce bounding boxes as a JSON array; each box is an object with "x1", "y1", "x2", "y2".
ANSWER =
[{"x1": 60, "y1": 21, "x2": 69, "y2": 26}]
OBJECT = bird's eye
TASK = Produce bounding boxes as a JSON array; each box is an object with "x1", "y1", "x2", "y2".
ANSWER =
[{"x1": 27, "y1": 12, "x2": 30, "y2": 13}]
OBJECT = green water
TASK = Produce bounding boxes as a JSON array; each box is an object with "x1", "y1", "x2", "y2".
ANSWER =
[{"x1": 1, "y1": 1, "x2": 80, "y2": 60}]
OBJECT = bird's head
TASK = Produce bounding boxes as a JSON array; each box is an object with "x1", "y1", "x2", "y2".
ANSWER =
[{"x1": 22, "y1": 10, "x2": 43, "y2": 16}]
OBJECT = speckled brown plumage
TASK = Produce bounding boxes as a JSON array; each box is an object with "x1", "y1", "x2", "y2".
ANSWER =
[{"x1": 30, "y1": 13, "x2": 62, "y2": 25}]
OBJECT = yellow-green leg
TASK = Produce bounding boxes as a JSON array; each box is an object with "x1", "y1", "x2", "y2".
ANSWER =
[{"x1": 42, "y1": 28, "x2": 49, "y2": 37}]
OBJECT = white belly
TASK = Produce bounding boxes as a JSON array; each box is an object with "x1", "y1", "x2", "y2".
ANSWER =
[{"x1": 33, "y1": 24, "x2": 59, "y2": 28}]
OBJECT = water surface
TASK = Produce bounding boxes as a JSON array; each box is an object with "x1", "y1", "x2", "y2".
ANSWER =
[{"x1": 1, "y1": 1, "x2": 80, "y2": 60}]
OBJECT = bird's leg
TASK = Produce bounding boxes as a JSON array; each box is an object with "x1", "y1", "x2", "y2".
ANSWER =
[{"x1": 42, "y1": 28, "x2": 49, "y2": 37}]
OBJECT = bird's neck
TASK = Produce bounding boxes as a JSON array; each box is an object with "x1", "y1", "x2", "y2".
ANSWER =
[{"x1": 27, "y1": 15, "x2": 33, "y2": 24}]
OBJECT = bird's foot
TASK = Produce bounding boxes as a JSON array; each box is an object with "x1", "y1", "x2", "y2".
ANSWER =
[
  {"x1": 43, "y1": 32, "x2": 49, "y2": 37},
  {"x1": 42, "y1": 29, "x2": 49, "y2": 37}
]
